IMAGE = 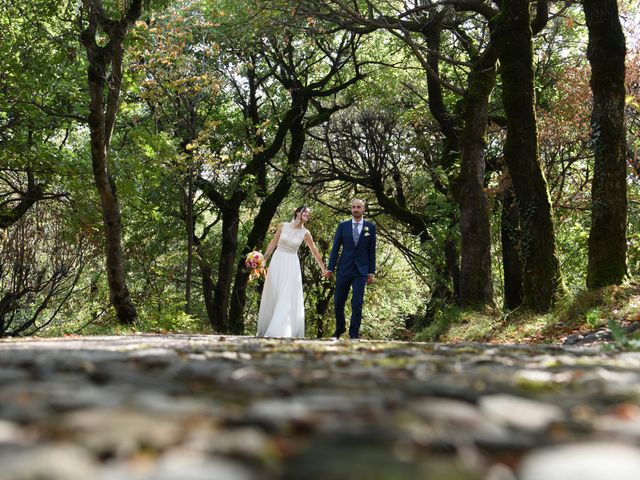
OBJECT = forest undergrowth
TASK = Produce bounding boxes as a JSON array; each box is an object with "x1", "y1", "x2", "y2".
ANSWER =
[{"x1": 418, "y1": 278, "x2": 640, "y2": 346}]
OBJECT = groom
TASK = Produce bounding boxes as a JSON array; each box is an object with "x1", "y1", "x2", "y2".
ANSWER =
[{"x1": 325, "y1": 199, "x2": 376, "y2": 339}]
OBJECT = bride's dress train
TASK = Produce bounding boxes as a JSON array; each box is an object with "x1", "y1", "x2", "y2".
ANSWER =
[{"x1": 257, "y1": 222, "x2": 307, "y2": 338}]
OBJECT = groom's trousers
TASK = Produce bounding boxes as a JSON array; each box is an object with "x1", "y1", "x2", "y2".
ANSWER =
[{"x1": 334, "y1": 270, "x2": 367, "y2": 339}]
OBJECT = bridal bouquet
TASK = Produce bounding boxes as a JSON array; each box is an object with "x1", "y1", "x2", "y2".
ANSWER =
[{"x1": 245, "y1": 250, "x2": 267, "y2": 281}]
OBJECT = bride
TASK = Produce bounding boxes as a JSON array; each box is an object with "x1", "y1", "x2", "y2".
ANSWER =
[{"x1": 256, "y1": 206, "x2": 327, "y2": 338}]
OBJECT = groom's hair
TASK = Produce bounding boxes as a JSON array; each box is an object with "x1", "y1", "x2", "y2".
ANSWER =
[{"x1": 351, "y1": 198, "x2": 365, "y2": 206}]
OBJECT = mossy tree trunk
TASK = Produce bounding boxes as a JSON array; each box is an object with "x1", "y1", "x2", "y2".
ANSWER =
[
  {"x1": 584, "y1": 0, "x2": 628, "y2": 289},
  {"x1": 494, "y1": 0, "x2": 563, "y2": 311},
  {"x1": 500, "y1": 177, "x2": 524, "y2": 310},
  {"x1": 457, "y1": 44, "x2": 497, "y2": 308}
]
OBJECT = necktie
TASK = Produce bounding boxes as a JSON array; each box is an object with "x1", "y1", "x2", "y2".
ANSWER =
[{"x1": 353, "y1": 222, "x2": 360, "y2": 245}]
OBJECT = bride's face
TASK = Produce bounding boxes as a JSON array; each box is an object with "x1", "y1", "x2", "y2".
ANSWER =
[{"x1": 300, "y1": 209, "x2": 311, "y2": 222}]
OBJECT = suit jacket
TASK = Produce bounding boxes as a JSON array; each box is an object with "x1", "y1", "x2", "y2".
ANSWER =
[{"x1": 328, "y1": 220, "x2": 376, "y2": 277}]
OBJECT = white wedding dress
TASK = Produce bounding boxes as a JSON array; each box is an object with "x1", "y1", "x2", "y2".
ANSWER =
[{"x1": 256, "y1": 222, "x2": 307, "y2": 338}]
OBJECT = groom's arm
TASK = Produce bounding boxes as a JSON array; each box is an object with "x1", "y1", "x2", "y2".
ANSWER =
[{"x1": 327, "y1": 224, "x2": 342, "y2": 274}]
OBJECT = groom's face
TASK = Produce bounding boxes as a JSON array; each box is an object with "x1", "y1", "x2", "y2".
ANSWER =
[{"x1": 351, "y1": 201, "x2": 365, "y2": 220}]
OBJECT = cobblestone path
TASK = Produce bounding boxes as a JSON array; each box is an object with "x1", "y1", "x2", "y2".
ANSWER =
[{"x1": 1, "y1": 335, "x2": 640, "y2": 479}]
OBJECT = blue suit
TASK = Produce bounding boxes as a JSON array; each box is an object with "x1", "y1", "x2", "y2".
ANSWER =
[{"x1": 327, "y1": 220, "x2": 376, "y2": 338}]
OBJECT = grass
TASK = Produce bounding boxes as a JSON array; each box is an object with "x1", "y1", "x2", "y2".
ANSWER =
[
  {"x1": 42, "y1": 309, "x2": 209, "y2": 337},
  {"x1": 414, "y1": 279, "x2": 640, "y2": 344}
]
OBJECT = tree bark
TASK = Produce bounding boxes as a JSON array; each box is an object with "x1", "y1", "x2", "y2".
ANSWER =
[
  {"x1": 194, "y1": 237, "x2": 216, "y2": 328},
  {"x1": 185, "y1": 167, "x2": 194, "y2": 314},
  {"x1": 500, "y1": 178, "x2": 524, "y2": 310},
  {"x1": 80, "y1": 1, "x2": 142, "y2": 324},
  {"x1": 584, "y1": 0, "x2": 628, "y2": 288},
  {"x1": 494, "y1": 0, "x2": 563, "y2": 311},
  {"x1": 424, "y1": 24, "x2": 460, "y2": 177},
  {"x1": 457, "y1": 46, "x2": 497, "y2": 307},
  {"x1": 208, "y1": 204, "x2": 241, "y2": 333}
]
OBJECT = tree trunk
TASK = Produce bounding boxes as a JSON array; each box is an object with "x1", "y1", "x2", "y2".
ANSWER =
[
  {"x1": 457, "y1": 49, "x2": 497, "y2": 307},
  {"x1": 198, "y1": 32, "x2": 360, "y2": 333},
  {"x1": 495, "y1": 0, "x2": 563, "y2": 311},
  {"x1": 210, "y1": 205, "x2": 240, "y2": 333},
  {"x1": 313, "y1": 285, "x2": 334, "y2": 338},
  {"x1": 194, "y1": 238, "x2": 216, "y2": 327},
  {"x1": 501, "y1": 178, "x2": 524, "y2": 310},
  {"x1": 584, "y1": 0, "x2": 628, "y2": 288},
  {"x1": 80, "y1": 4, "x2": 139, "y2": 324},
  {"x1": 185, "y1": 168, "x2": 194, "y2": 314},
  {"x1": 424, "y1": 26, "x2": 459, "y2": 174},
  {"x1": 86, "y1": 69, "x2": 137, "y2": 325},
  {"x1": 444, "y1": 236, "x2": 461, "y2": 301}
]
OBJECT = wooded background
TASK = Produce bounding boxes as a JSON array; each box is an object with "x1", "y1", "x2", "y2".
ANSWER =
[{"x1": 1, "y1": 0, "x2": 639, "y2": 339}]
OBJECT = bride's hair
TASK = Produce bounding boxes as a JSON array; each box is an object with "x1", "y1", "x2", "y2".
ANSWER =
[{"x1": 292, "y1": 205, "x2": 309, "y2": 220}]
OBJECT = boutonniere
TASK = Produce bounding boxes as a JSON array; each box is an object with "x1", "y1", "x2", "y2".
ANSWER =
[{"x1": 364, "y1": 226, "x2": 370, "y2": 237}]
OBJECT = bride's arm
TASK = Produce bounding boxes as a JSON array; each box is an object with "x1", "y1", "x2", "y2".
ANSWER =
[
  {"x1": 264, "y1": 224, "x2": 283, "y2": 262},
  {"x1": 304, "y1": 231, "x2": 327, "y2": 275}
]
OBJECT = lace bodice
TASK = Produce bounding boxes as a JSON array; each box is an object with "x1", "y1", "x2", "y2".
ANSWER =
[{"x1": 277, "y1": 222, "x2": 307, "y2": 254}]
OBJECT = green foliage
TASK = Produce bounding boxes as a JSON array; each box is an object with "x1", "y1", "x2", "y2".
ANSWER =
[
  {"x1": 627, "y1": 193, "x2": 640, "y2": 276},
  {"x1": 608, "y1": 319, "x2": 640, "y2": 351},
  {"x1": 585, "y1": 308, "x2": 603, "y2": 329},
  {"x1": 360, "y1": 244, "x2": 429, "y2": 340},
  {"x1": 138, "y1": 308, "x2": 206, "y2": 334}
]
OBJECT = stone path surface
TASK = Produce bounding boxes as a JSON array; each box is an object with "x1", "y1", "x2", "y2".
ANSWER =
[{"x1": 1, "y1": 335, "x2": 640, "y2": 479}]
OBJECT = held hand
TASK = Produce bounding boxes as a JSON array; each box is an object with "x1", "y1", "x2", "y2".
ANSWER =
[
  {"x1": 323, "y1": 270, "x2": 333, "y2": 278},
  {"x1": 367, "y1": 274, "x2": 374, "y2": 285}
]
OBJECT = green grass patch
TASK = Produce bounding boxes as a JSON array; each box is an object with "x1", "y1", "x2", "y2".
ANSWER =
[{"x1": 413, "y1": 279, "x2": 640, "y2": 344}]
